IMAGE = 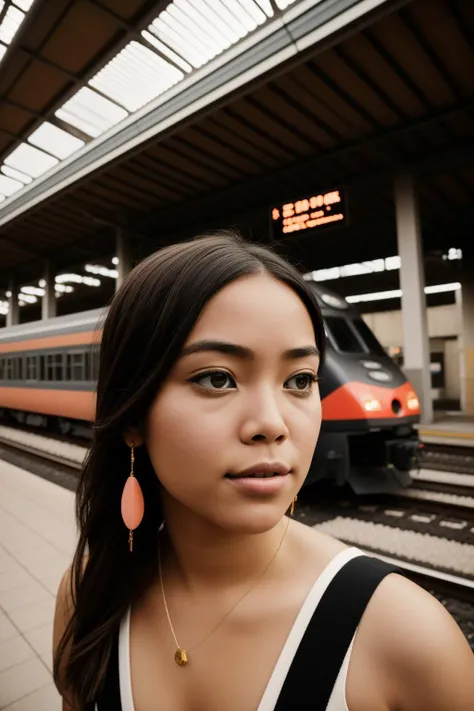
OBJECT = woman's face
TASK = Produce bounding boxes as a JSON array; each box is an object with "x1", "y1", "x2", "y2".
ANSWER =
[{"x1": 145, "y1": 273, "x2": 322, "y2": 533}]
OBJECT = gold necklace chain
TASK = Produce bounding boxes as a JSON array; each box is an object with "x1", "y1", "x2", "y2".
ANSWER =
[{"x1": 158, "y1": 516, "x2": 290, "y2": 667}]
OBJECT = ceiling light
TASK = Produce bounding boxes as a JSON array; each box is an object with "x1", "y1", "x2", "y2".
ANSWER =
[{"x1": 21, "y1": 286, "x2": 45, "y2": 296}]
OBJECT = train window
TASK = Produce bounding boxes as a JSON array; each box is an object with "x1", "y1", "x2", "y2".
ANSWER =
[
  {"x1": 85, "y1": 352, "x2": 91, "y2": 381},
  {"x1": 324, "y1": 317, "x2": 363, "y2": 354},
  {"x1": 54, "y1": 353, "x2": 64, "y2": 380},
  {"x1": 74, "y1": 353, "x2": 84, "y2": 380},
  {"x1": 92, "y1": 347, "x2": 100, "y2": 380},
  {"x1": 351, "y1": 318, "x2": 387, "y2": 357},
  {"x1": 0, "y1": 358, "x2": 4, "y2": 380},
  {"x1": 6, "y1": 357, "x2": 13, "y2": 379},
  {"x1": 84, "y1": 347, "x2": 100, "y2": 381},
  {"x1": 46, "y1": 354, "x2": 54, "y2": 381},
  {"x1": 17, "y1": 357, "x2": 23, "y2": 380},
  {"x1": 39, "y1": 356, "x2": 45, "y2": 381},
  {"x1": 66, "y1": 352, "x2": 85, "y2": 381},
  {"x1": 26, "y1": 356, "x2": 38, "y2": 380}
]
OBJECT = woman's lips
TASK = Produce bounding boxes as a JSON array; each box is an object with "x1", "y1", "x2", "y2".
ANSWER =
[{"x1": 224, "y1": 472, "x2": 290, "y2": 495}]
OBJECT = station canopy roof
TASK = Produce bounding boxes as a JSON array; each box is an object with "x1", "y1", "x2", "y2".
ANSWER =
[{"x1": 0, "y1": 0, "x2": 473, "y2": 292}]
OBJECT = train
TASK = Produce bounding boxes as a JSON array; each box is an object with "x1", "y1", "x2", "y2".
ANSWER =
[{"x1": 0, "y1": 281, "x2": 422, "y2": 494}]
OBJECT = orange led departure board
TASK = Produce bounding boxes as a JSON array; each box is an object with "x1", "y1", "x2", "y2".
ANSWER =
[{"x1": 270, "y1": 188, "x2": 347, "y2": 238}]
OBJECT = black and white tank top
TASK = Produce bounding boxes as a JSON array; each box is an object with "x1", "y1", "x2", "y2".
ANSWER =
[{"x1": 95, "y1": 547, "x2": 399, "y2": 711}]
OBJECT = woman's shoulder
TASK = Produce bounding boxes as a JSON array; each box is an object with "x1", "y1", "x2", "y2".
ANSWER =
[
  {"x1": 290, "y1": 519, "x2": 351, "y2": 567},
  {"x1": 293, "y1": 523, "x2": 474, "y2": 708},
  {"x1": 351, "y1": 570, "x2": 474, "y2": 710}
]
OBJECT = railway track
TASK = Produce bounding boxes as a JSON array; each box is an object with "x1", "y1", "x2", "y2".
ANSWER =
[
  {"x1": 421, "y1": 443, "x2": 474, "y2": 475},
  {"x1": 0, "y1": 427, "x2": 84, "y2": 492}
]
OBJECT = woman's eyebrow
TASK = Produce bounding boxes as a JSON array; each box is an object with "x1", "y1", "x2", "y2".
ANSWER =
[{"x1": 179, "y1": 340, "x2": 319, "y2": 360}]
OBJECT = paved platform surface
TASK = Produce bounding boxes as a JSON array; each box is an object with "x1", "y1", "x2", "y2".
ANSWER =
[
  {"x1": 0, "y1": 461, "x2": 76, "y2": 710},
  {"x1": 418, "y1": 412, "x2": 474, "y2": 447}
]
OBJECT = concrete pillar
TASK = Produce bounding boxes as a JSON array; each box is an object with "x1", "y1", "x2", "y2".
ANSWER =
[
  {"x1": 394, "y1": 173, "x2": 433, "y2": 423},
  {"x1": 458, "y1": 259, "x2": 474, "y2": 414},
  {"x1": 42, "y1": 262, "x2": 56, "y2": 320},
  {"x1": 116, "y1": 229, "x2": 132, "y2": 291},
  {"x1": 6, "y1": 279, "x2": 19, "y2": 327}
]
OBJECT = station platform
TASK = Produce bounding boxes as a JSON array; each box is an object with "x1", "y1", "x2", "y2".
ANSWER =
[
  {"x1": 0, "y1": 461, "x2": 76, "y2": 710},
  {"x1": 417, "y1": 412, "x2": 474, "y2": 448}
]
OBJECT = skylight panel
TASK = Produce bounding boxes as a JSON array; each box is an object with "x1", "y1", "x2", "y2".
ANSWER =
[
  {"x1": 1, "y1": 164, "x2": 32, "y2": 183},
  {"x1": 175, "y1": 0, "x2": 240, "y2": 44},
  {"x1": 153, "y1": 14, "x2": 210, "y2": 66},
  {"x1": 150, "y1": 0, "x2": 240, "y2": 69},
  {"x1": 0, "y1": 174, "x2": 23, "y2": 196},
  {"x1": 275, "y1": 0, "x2": 298, "y2": 8},
  {"x1": 141, "y1": 30, "x2": 192, "y2": 73},
  {"x1": 13, "y1": 0, "x2": 36, "y2": 10},
  {"x1": 28, "y1": 122, "x2": 85, "y2": 159},
  {"x1": 150, "y1": 18, "x2": 208, "y2": 68},
  {"x1": 5, "y1": 143, "x2": 58, "y2": 178},
  {"x1": 167, "y1": 3, "x2": 232, "y2": 55},
  {"x1": 240, "y1": 0, "x2": 268, "y2": 23},
  {"x1": 204, "y1": 1, "x2": 250, "y2": 37},
  {"x1": 56, "y1": 87, "x2": 128, "y2": 138},
  {"x1": 254, "y1": 0, "x2": 274, "y2": 16},
  {"x1": 220, "y1": 0, "x2": 258, "y2": 32},
  {"x1": 0, "y1": 5, "x2": 25, "y2": 45},
  {"x1": 164, "y1": 9, "x2": 223, "y2": 59},
  {"x1": 89, "y1": 41, "x2": 184, "y2": 113},
  {"x1": 226, "y1": 0, "x2": 266, "y2": 28}
]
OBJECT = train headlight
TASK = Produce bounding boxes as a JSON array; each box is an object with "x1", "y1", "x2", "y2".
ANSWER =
[
  {"x1": 363, "y1": 398, "x2": 382, "y2": 412},
  {"x1": 407, "y1": 392, "x2": 420, "y2": 410}
]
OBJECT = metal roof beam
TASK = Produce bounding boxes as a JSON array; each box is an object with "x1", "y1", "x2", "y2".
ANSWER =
[
  {"x1": 0, "y1": 235, "x2": 41, "y2": 259},
  {"x1": 0, "y1": 0, "x2": 401, "y2": 228},
  {"x1": 0, "y1": 0, "x2": 164, "y2": 172},
  {"x1": 135, "y1": 99, "x2": 474, "y2": 232}
]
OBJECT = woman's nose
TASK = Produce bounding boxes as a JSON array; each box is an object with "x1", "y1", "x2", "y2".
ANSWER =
[{"x1": 240, "y1": 390, "x2": 289, "y2": 444}]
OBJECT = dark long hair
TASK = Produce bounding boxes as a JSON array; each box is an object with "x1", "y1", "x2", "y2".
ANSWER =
[{"x1": 54, "y1": 231, "x2": 326, "y2": 707}]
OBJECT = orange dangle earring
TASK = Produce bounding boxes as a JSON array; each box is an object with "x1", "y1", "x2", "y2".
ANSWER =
[
  {"x1": 121, "y1": 443, "x2": 145, "y2": 552},
  {"x1": 289, "y1": 495, "x2": 297, "y2": 516}
]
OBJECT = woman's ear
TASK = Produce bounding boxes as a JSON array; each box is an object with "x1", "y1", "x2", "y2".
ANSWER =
[{"x1": 123, "y1": 427, "x2": 144, "y2": 448}]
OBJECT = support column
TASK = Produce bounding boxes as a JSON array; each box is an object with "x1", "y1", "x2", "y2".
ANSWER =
[
  {"x1": 116, "y1": 229, "x2": 132, "y2": 291},
  {"x1": 458, "y1": 258, "x2": 474, "y2": 414},
  {"x1": 42, "y1": 261, "x2": 56, "y2": 320},
  {"x1": 6, "y1": 279, "x2": 19, "y2": 327},
  {"x1": 394, "y1": 173, "x2": 433, "y2": 423}
]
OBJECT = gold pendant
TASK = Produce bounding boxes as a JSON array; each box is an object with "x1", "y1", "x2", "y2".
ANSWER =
[{"x1": 175, "y1": 648, "x2": 188, "y2": 666}]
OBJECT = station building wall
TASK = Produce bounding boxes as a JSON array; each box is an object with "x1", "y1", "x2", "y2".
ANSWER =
[{"x1": 363, "y1": 304, "x2": 461, "y2": 405}]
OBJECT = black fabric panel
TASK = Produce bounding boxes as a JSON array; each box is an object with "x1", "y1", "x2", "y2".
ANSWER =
[
  {"x1": 95, "y1": 630, "x2": 122, "y2": 711},
  {"x1": 94, "y1": 555, "x2": 400, "y2": 711},
  {"x1": 274, "y1": 555, "x2": 401, "y2": 710}
]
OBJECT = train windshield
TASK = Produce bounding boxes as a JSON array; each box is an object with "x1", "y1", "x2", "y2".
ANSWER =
[
  {"x1": 324, "y1": 317, "x2": 362, "y2": 353},
  {"x1": 324, "y1": 316, "x2": 387, "y2": 356},
  {"x1": 351, "y1": 318, "x2": 387, "y2": 356}
]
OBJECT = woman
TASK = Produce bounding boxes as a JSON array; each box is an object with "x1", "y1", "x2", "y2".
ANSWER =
[{"x1": 53, "y1": 232, "x2": 474, "y2": 711}]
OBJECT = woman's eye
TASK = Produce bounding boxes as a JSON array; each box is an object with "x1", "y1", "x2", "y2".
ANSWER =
[
  {"x1": 285, "y1": 373, "x2": 318, "y2": 392},
  {"x1": 191, "y1": 371, "x2": 236, "y2": 390}
]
